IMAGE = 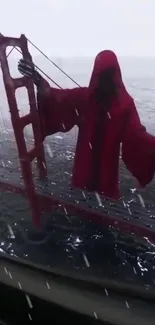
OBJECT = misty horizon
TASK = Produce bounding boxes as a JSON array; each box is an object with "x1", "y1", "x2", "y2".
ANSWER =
[{"x1": 1, "y1": 1, "x2": 155, "y2": 57}]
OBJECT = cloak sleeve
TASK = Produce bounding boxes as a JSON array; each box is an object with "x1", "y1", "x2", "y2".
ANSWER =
[
  {"x1": 122, "y1": 100, "x2": 155, "y2": 187},
  {"x1": 37, "y1": 77, "x2": 87, "y2": 138}
]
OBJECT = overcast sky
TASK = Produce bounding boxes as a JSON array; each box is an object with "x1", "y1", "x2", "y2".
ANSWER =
[{"x1": 1, "y1": 0, "x2": 155, "y2": 57}]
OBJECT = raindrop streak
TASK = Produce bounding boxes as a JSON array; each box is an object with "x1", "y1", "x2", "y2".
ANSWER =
[
  {"x1": 1, "y1": 160, "x2": 5, "y2": 167},
  {"x1": 122, "y1": 200, "x2": 126, "y2": 207},
  {"x1": 4, "y1": 267, "x2": 8, "y2": 274},
  {"x1": 18, "y1": 281, "x2": 22, "y2": 289},
  {"x1": 64, "y1": 207, "x2": 70, "y2": 222},
  {"x1": 82, "y1": 191, "x2": 86, "y2": 199},
  {"x1": 46, "y1": 144, "x2": 53, "y2": 158},
  {"x1": 125, "y1": 301, "x2": 130, "y2": 309},
  {"x1": 94, "y1": 312, "x2": 98, "y2": 319},
  {"x1": 7, "y1": 224, "x2": 15, "y2": 239},
  {"x1": 137, "y1": 194, "x2": 145, "y2": 208},
  {"x1": 62, "y1": 123, "x2": 66, "y2": 130},
  {"x1": 25, "y1": 294, "x2": 33, "y2": 309},
  {"x1": 28, "y1": 313, "x2": 32, "y2": 321},
  {"x1": 95, "y1": 192, "x2": 102, "y2": 207},
  {"x1": 8, "y1": 224, "x2": 15, "y2": 238},
  {"x1": 8, "y1": 272, "x2": 12, "y2": 279},
  {"x1": 83, "y1": 253, "x2": 90, "y2": 267},
  {"x1": 107, "y1": 112, "x2": 111, "y2": 119},
  {"x1": 42, "y1": 161, "x2": 46, "y2": 170},
  {"x1": 89, "y1": 142, "x2": 92, "y2": 149},
  {"x1": 104, "y1": 288, "x2": 109, "y2": 296},
  {"x1": 75, "y1": 108, "x2": 79, "y2": 116},
  {"x1": 46, "y1": 281, "x2": 50, "y2": 290},
  {"x1": 64, "y1": 207, "x2": 68, "y2": 215}
]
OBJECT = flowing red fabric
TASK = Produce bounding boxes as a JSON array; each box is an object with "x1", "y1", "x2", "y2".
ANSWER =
[{"x1": 37, "y1": 50, "x2": 155, "y2": 199}]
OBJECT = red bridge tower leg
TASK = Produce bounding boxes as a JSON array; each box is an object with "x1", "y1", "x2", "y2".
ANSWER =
[{"x1": 0, "y1": 34, "x2": 47, "y2": 227}]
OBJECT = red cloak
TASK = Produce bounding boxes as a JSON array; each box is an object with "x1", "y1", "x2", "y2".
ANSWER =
[{"x1": 37, "y1": 50, "x2": 155, "y2": 199}]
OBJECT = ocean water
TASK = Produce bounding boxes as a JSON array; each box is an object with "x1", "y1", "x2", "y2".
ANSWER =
[{"x1": 0, "y1": 55, "x2": 155, "y2": 296}]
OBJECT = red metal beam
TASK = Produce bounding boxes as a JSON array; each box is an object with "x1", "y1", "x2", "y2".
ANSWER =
[{"x1": 0, "y1": 34, "x2": 47, "y2": 227}]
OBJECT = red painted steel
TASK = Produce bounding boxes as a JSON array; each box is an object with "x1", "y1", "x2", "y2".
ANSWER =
[
  {"x1": 0, "y1": 34, "x2": 155, "y2": 243},
  {"x1": 0, "y1": 34, "x2": 47, "y2": 227}
]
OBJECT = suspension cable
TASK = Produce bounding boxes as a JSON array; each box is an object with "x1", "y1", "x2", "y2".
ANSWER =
[
  {"x1": 27, "y1": 38, "x2": 81, "y2": 88},
  {"x1": 26, "y1": 38, "x2": 155, "y2": 93},
  {"x1": 0, "y1": 38, "x2": 154, "y2": 93},
  {"x1": 14, "y1": 46, "x2": 62, "y2": 89}
]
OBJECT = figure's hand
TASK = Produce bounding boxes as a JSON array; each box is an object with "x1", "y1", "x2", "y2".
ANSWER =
[
  {"x1": 18, "y1": 59, "x2": 42, "y2": 86},
  {"x1": 18, "y1": 59, "x2": 35, "y2": 77}
]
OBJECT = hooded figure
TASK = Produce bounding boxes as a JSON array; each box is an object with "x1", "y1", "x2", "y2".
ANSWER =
[{"x1": 18, "y1": 51, "x2": 155, "y2": 199}]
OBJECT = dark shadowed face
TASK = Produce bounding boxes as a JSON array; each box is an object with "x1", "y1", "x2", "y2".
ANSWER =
[{"x1": 95, "y1": 67, "x2": 118, "y2": 103}]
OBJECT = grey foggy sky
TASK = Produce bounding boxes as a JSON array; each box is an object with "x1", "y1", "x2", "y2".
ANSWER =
[{"x1": 1, "y1": 0, "x2": 155, "y2": 57}]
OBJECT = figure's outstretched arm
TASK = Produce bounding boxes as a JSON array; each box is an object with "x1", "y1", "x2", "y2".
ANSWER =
[
  {"x1": 18, "y1": 59, "x2": 87, "y2": 137},
  {"x1": 122, "y1": 100, "x2": 155, "y2": 187}
]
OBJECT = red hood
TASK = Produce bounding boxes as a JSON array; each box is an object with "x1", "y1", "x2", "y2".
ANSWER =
[{"x1": 89, "y1": 50, "x2": 123, "y2": 93}]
